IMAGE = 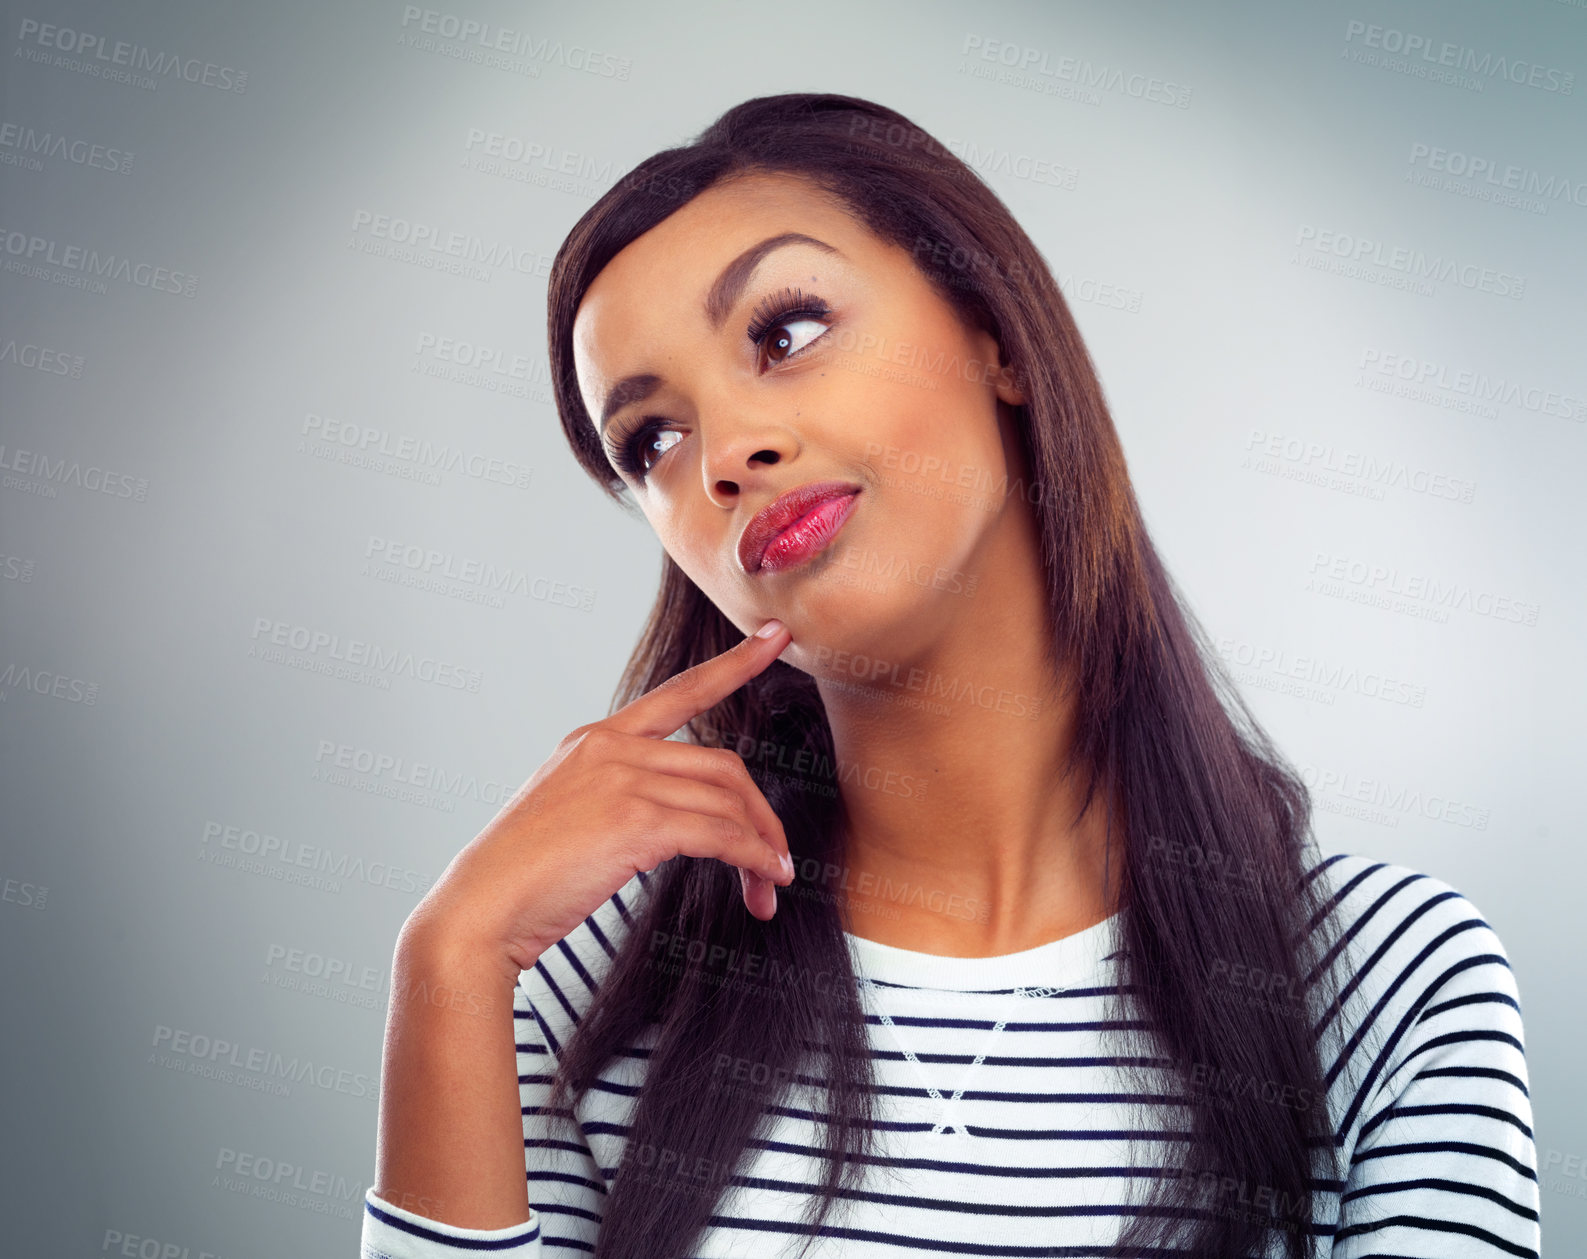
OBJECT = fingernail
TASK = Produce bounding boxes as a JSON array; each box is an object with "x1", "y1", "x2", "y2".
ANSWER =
[
  {"x1": 754, "y1": 619, "x2": 784, "y2": 639},
  {"x1": 780, "y1": 852, "x2": 794, "y2": 879}
]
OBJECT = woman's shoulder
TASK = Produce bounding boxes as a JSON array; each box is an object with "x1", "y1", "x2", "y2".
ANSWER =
[
  {"x1": 1301, "y1": 849, "x2": 1527, "y2": 1109},
  {"x1": 513, "y1": 868, "x2": 655, "y2": 1055},
  {"x1": 1303, "y1": 855, "x2": 1538, "y2": 1248},
  {"x1": 1303, "y1": 848, "x2": 1519, "y2": 982}
]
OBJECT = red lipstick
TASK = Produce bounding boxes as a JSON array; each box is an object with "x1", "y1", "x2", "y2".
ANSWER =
[{"x1": 737, "y1": 480, "x2": 862, "y2": 575}]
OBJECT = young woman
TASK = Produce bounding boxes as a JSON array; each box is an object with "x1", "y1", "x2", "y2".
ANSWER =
[{"x1": 361, "y1": 94, "x2": 1539, "y2": 1258}]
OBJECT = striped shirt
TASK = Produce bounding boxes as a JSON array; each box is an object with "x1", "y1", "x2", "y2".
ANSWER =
[{"x1": 360, "y1": 852, "x2": 1539, "y2": 1257}]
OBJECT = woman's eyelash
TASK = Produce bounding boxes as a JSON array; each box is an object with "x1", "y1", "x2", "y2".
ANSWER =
[
  {"x1": 745, "y1": 286, "x2": 832, "y2": 346},
  {"x1": 610, "y1": 419, "x2": 669, "y2": 481},
  {"x1": 611, "y1": 287, "x2": 834, "y2": 481}
]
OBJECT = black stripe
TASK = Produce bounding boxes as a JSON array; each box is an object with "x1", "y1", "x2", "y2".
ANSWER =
[
  {"x1": 1382, "y1": 1026, "x2": 1526, "y2": 1087},
  {"x1": 1341, "y1": 1175, "x2": 1538, "y2": 1220},
  {"x1": 1359, "y1": 1101, "x2": 1533, "y2": 1142},
  {"x1": 1416, "y1": 1064, "x2": 1530, "y2": 1097},
  {"x1": 1333, "y1": 1212, "x2": 1537, "y2": 1258},
  {"x1": 867, "y1": 1015, "x2": 1144, "y2": 1033},
  {"x1": 1351, "y1": 1139, "x2": 1537, "y2": 1182},
  {"x1": 1418, "y1": 990, "x2": 1520, "y2": 1023}
]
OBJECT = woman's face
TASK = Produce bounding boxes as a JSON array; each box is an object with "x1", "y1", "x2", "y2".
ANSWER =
[{"x1": 571, "y1": 171, "x2": 1028, "y2": 673}]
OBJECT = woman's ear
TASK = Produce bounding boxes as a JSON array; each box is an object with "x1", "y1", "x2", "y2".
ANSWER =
[
  {"x1": 969, "y1": 327, "x2": 1027, "y2": 407},
  {"x1": 991, "y1": 353, "x2": 1026, "y2": 408}
]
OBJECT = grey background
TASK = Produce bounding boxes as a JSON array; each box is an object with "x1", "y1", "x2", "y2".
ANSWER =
[{"x1": 1, "y1": 0, "x2": 1582, "y2": 1253}]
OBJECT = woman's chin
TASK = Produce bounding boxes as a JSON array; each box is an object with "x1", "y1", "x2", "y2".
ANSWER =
[{"x1": 765, "y1": 584, "x2": 947, "y2": 676}]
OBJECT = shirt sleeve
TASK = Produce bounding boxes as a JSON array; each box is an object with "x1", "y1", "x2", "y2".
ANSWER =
[
  {"x1": 360, "y1": 977, "x2": 607, "y2": 1257},
  {"x1": 360, "y1": 1186, "x2": 541, "y2": 1258},
  {"x1": 1329, "y1": 886, "x2": 1540, "y2": 1258}
]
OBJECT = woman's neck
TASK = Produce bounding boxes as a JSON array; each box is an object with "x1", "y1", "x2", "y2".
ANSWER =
[{"x1": 809, "y1": 500, "x2": 1121, "y2": 958}]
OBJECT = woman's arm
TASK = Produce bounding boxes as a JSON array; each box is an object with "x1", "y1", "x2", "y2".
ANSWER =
[
  {"x1": 362, "y1": 925, "x2": 545, "y2": 1254},
  {"x1": 1329, "y1": 895, "x2": 1539, "y2": 1257},
  {"x1": 359, "y1": 875, "x2": 646, "y2": 1257}
]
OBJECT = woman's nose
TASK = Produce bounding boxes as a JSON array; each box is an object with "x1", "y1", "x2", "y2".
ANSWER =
[{"x1": 701, "y1": 417, "x2": 798, "y2": 503}]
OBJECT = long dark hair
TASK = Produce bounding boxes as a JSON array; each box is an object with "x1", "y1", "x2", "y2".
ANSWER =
[{"x1": 542, "y1": 93, "x2": 1354, "y2": 1259}]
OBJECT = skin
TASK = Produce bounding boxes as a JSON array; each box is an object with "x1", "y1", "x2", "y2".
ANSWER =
[{"x1": 572, "y1": 171, "x2": 1119, "y2": 956}]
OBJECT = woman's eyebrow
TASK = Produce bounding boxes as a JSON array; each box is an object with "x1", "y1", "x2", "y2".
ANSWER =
[
  {"x1": 597, "y1": 232, "x2": 841, "y2": 436},
  {"x1": 599, "y1": 373, "x2": 665, "y2": 436},
  {"x1": 703, "y1": 232, "x2": 840, "y2": 331}
]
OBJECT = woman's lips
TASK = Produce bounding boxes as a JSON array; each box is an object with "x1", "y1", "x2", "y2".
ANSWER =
[{"x1": 754, "y1": 492, "x2": 860, "y2": 574}]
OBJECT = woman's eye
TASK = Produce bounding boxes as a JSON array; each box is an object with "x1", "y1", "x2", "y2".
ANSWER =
[
  {"x1": 634, "y1": 427, "x2": 682, "y2": 476},
  {"x1": 758, "y1": 316, "x2": 829, "y2": 369},
  {"x1": 612, "y1": 422, "x2": 684, "y2": 481}
]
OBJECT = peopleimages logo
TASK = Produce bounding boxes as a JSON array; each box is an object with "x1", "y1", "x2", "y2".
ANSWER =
[
  {"x1": 1242, "y1": 430, "x2": 1476, "y2": 503},
  {"x1": 300, "y1": 411, "x2": 534, "y2": 490},
  {"x1": 0, "y1": 122, "x2": 133, "y2": 174},
  {"x1": 361, "y1": 534, "x2": 596, "y2": 612},
  {"x1": 1298, "y1": 764, "x2": 1490, "y2": 830},
  {"x1": 14, "y1": 17, "x2": 248, "y2": 92},
  {"x1": 0, "y1": 443, "x2": 149, "y2": 499},
  {"x1": 1356, "y1": 348, "x2": 1585, "y2": 424},
  {"x1": 213, "y1": 1146, "x2": 366, "y2": 1217},
  {"x1": 1305, "y1": 551, "x2": 1540, "y2": 626},
  {"x1": 150, "y1": 1025, "x2": 377, "y2": 1099},
  {"x1": 0, "y1": 660, "x2": 99, "y2": 706},
  {"x1": 312, "y1": 738, "x2": 519, "y2": 808},
  {"x1": 348, "y1": 210, "x2": 553, "y2": 280},
  {"x1": 199, "y1": 819, "x2": 435, "y2": 897},
  {"x1": 0, "y1": 226, "x2": 198, "y2": 297},
  {"x1": 397, "y1": 7, "x2": 631, "y2": 78},
  {"x1": 1294, "y1": 225, "x2": 1524, "y2": 299},
  {"x1": 1343, "y1": 19, "x2": 1574, "y2": 94},
  {"x1": 0, "y1": 339, "x2": 85, "y2": 376},
  {"x1": 462, "y1": 128, "x2": 614, "y2": 182},
  {"x1": 249, "y1": 615, "x2": 485, "y2": 693},
  {"x1": 959, "y1": 35, "x2": 1193, "y2": 107},
  {"x1": 1215, "y1": 635, "x2": 1428, "y2": 709},
  {"x1": 1408, "y1": 143, "x2": 1587, "y2": 209}
]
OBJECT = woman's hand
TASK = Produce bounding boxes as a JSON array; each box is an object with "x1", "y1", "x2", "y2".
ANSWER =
[{"x1": 403, "y1": 619, "x2": 796, "y2": 975}]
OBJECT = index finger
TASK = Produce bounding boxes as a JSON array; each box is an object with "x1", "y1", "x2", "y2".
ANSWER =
[{"x1": 606, "y1": 619, "x2": 792, "y2": 740}]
